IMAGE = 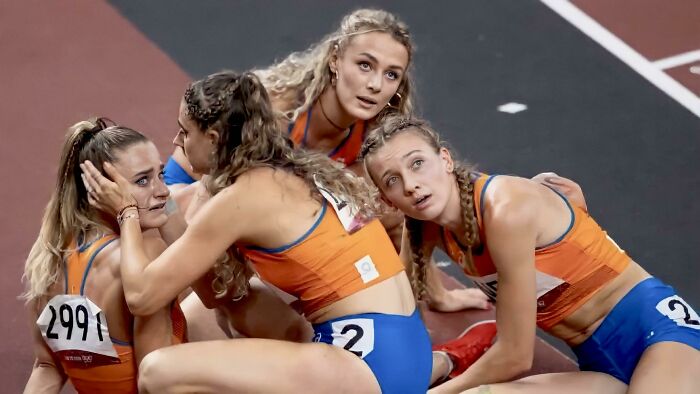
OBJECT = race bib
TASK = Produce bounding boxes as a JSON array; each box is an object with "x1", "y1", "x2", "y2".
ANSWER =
[
  {"x1": 330, "y1": 318, "x2": 375, "y2": 359},
  {"x1": 37, "y1": 295, "x2": 119, "y2": 366},
  {"x1": 465, "y1": 271, "x2": 566, "y2": 308},
  {"x1": 466, "y1": 273, "x2": 499, "y2": 302},
  {"x1": 656, "y1": 295, "x2": 700, "y2": 330},
  {"x1": 313, "y1": 174, "x2": 367, "y2": 233}
]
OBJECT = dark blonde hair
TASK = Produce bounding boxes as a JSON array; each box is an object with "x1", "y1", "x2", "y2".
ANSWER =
[
  {"x1": 360, "y1": 115, "x2": 479, "y2": 300},
  {"x1": 256, "y1": 8, "x2": 415, "y2": 122},
  {"x1": 184, "y1": 70, "x2": 380, "y2": 299},
  {"x1": 23, "y1": 119, "x2": 148, "y2": 301}
]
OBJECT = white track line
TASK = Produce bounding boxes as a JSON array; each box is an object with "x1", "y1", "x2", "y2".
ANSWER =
[
  {"x1": 540, "y1": 0, "x2": 700, "y2": 118},
  {"x1": 653, "y1": 49, "x2": 700, "y2": 70}
]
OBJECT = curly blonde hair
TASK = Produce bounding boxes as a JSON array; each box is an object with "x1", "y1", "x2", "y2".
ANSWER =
[
  {"x1": 184, "y1": 70, "x2": 381, "y2": 300},
  {"x1": 22, "y1": 119, "x2": 149, "y2": 301},
  {"x1": 256, "y1": 8, "x2": 415, "y2": 123},
  {"x1": 359, "y1": 115, "x2": 480, "y2": 301}
]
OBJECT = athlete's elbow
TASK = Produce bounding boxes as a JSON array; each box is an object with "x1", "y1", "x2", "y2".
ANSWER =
[
  {"x1": 125, "y1": 291, "x2": 158, "y2": 316},
  {"x1": 503, "y1": 350, "x2": 533, "y2": 376},
  {"x1": 492, "y1": 341, "x2": 533, "y2": 377}
]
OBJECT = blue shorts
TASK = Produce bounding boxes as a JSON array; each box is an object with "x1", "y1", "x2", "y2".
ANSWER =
[
  {"x1": 573, "y1": 277, "x2": 700, "y2": 384},
  {"x1": 312, "y1": 309, "x2": 432, "y2": 393},
  {"x1": 163, "y1": 156, "x2": 196, "y2": 186}
]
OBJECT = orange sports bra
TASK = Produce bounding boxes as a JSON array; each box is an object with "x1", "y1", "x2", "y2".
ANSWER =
[
  {"x1": 288, "y1": 108, "x2": 367, "y2": 167},
  {"x1": 442, "y1": 174, "x2": 631, "y2": 330},
  {"x1": 57, "y1": 235, "x2": 187, "y2": 393},
  {"x1": 240, "y1": 203, "x2": 404, "y2": 316}
]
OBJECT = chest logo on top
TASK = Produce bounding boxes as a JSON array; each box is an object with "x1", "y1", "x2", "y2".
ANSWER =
[
  {"x1": 37, "y1": 294, "x2": 119, "y2": 366},
  {"x1": 354, "y1": 255, "x2": 380, "y2": 284}
]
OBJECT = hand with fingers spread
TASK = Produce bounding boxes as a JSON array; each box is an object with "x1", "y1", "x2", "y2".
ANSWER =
[
  {"x1": 531, "y1": 172, "x2": 588, "y2": 212},
  {"x1": 80, "y1": 160, "x2": 138, "y2": 218}
]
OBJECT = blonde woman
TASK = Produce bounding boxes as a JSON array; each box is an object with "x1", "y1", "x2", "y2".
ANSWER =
[
  {"x1": 361, "y1": 115, "x2": 700, "y2": 393},
  {"x1": 82, "y1": 71, "x2": 433, "y2": 393},
  {"x1": 23, "y1": 119, "x2": 187, "y2": 393}
]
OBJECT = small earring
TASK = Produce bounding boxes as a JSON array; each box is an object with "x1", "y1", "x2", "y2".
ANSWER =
[
  {"x1": 331, "y1": 69, "x2": 338, "y2": 87},
  {"x1": 388, "y1": 92, "x2": 402, "y2": 108}
]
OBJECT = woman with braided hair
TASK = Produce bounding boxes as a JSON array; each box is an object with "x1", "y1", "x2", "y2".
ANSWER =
[
  {"x1": 23, "y1": 118, "x2": 187, "y2": 393},
  {"x1": 81, "y1": 70, "x2": 433, "y2": 393},
  {"x1": 361, "y1": 115, "x2": 700, "y2": 393}
]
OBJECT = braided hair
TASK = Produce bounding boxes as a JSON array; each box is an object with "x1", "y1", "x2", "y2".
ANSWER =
[{"x1": 359, "y1": 115, "x2": 480, "y2": 300}]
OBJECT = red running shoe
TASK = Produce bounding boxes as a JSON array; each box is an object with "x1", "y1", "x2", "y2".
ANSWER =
[{"x1": 432, "y1": 320, "x2": 497, "y2": 379}]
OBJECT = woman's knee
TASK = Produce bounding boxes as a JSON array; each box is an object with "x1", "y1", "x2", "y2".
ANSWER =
[{"x1": 138, "y1": 348, "x2": 172, "y2": 393}]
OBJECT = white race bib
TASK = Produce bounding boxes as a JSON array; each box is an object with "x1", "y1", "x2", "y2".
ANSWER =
[
  {"x1": 37, "y1": 295, "x2": 119, "y2": 366},
  {"x1": 466, "y1": 273, "x2": 499, "y2": 302},
  {"x1": 314, "y1": 174, "x2": 367, "y2": 233},
  {"x1": 656, "y1": 295, "x2": 700, "y2": 330},
  {"x1": 466, "y1": 271, "x2": 566, "y2": 308},
  {"x1": 330, "y1": 318, "x2": 375, "y2": 359}
]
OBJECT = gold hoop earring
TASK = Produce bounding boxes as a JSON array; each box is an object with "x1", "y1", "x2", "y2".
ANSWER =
[
  {"x1": 331, "y1": 69, "x2": 339, "y2": 87},
  {"x1": 388, "y1": 92, "x2": 402, "y2": 108}
]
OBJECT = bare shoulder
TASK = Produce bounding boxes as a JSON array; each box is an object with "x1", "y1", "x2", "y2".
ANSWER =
[
  {"x1": 482, "y1": 175, "x2": 542, "y2": 226},
  {"x1": 199, "y1": 167, "x2": 298, "y2": 221}
]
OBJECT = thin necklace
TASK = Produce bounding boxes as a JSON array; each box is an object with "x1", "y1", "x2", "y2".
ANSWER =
[{"x1": 318, "y1": 98, "x2": 347, "y2": 131}]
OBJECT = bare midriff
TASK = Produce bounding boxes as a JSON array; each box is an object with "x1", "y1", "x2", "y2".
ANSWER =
[{"x1": 548, "y1": 261, "x2": 650, "y2": 346}]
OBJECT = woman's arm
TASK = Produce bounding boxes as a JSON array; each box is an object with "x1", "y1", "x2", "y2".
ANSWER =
[
  {"x1": 24, "y1": 300, "x2": 66, "y2": 394},
  {"x1": 131, "y1": 236, "x2": 181, "y2": 364},
  {"x1": 81, "y1": 161, "x2": 253, "y2": 316},
  {"x1": 433, "y1": 181, "x2": 539, "y2": 392}
]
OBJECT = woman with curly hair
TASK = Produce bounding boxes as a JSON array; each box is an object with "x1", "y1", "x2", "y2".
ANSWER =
[{"x1": 82, "y1": 70, "x2": 433, "y2": 393}]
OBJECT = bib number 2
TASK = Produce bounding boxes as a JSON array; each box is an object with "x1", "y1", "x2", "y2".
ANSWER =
[
  {"x1": 331, "y1": 318, "x2": 375, "y2": 359},
  {"x1": 656, "y1": 295, "x2": 700, "y2": 329}
]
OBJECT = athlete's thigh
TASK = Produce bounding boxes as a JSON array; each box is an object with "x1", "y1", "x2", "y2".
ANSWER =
[
  {"x1": 138, "y1": 339, "x2": 381, "y2": 393},
  {"x1": 628, "y1": 342, "x2": 700, "y2": 394},
  {"x1": 462, "y1": 372, "x2": 626, "y2": 394}
]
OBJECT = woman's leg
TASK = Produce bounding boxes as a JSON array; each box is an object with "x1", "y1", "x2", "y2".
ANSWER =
[
  {"x1": 460, "y1": 372, "x2": 626, "y2": 394},
  {"x1": 138, "y1": 339, "x2": 381, "y2": 393},
  {"x1": 627, "y1": 341, "x2": 700, "y2": 394},
  {"x1": 184, "y1": 276, "x2": 312, "y2": 342}
]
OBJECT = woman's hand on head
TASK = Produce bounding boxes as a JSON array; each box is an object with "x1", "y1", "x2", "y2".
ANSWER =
[{"x1": 80, "y1": 160, "x2": 137, "y2": 217}]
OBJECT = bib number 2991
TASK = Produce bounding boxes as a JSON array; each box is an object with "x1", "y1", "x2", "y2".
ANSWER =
[
  {"x1": 37, "y1": 295, "x2": 118, "y2": 358},
  {"x1": 45, "y1": 303, "x2": 104, "y2": 341}
]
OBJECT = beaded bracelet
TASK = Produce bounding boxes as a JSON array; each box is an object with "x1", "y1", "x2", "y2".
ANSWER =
[
  {"x1": 117, "y1": 204, "x2": 138, "y2": 226},
  {"x1": 117, "y1": 204, "x2": 138, "y2": 219},
  {"x1": 118, "y1": 211, "x2": 139, "y2": 227}
]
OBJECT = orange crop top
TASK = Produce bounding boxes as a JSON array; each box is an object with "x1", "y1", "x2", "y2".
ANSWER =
[
  {"x1": 288, "y1": 108, "x2": 367, "y2": 167},
  {"x1": 57, "y1": 235, "x2": 187, "y2": 393},
  {"x1": 241, "y1": 203, "x2": 404, "y2": 316},
  {"x1": 442, "y1": 174, "x2": 631, "y2": 330}
]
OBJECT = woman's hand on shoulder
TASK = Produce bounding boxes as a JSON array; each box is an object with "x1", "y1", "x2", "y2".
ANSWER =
[{"x1": 531, "y1": 172, "x2": 588, "y2": 212}]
